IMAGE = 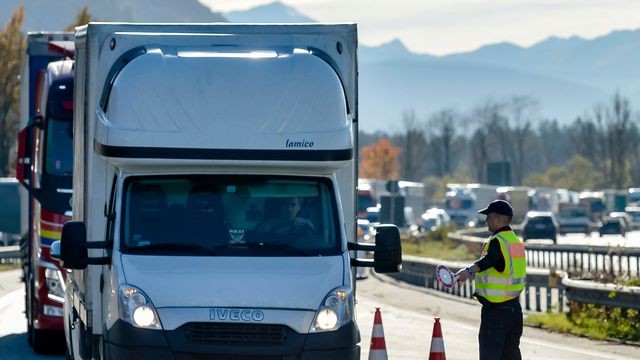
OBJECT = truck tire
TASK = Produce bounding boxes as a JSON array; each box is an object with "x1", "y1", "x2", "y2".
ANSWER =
[
  {"x1": 92, "y1": 335, "x2": 105, "y2": 360},
  {"x1": 32, "y1": 328, "x2": 54, "y2": 354}
]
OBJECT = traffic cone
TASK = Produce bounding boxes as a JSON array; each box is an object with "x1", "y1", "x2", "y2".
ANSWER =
[
  {"x1": 428, "y1": 317, "x2": 446, "y2": 360},
  {"x1": 368, "y1": 307, "x2": 388, "y2": 360}
]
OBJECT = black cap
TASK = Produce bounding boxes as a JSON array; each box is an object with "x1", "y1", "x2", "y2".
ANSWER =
[{"x1": 478, "y1": 200, "x2": 513, "y2": 217}]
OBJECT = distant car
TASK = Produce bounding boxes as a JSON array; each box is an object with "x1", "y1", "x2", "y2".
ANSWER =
[
  {"x1": 420, "y1": 215, "x2": 442, "y2": 232},
  {"x1": 609, "y1": 211, "x2": 632, "y2": 231},
  {"x1": 419, "y1": 208, "x2": 450, "y2": 231},
  {"x1": 522, "y1": 211, "x2": 558, "y2": 243},
  {"x1": 557, "y1": 204, "x2": 591, "y2": 236},
  {"x1": 625, "y1": 206, "x2": 640, "y2": 230},
  {"x1": 599, "y1": 217, "x2": 626, "y2": 237},
  {"x1": 356, "y1": 219, "x2": 374, "y2": 280}
]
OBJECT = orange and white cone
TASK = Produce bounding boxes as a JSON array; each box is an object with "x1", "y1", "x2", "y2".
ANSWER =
[
  {"x1": 368, "y1": 307, "x2": 388, "y2": 360},
  {"x1": 428, "y1": 317, "x2": 446, "y2": 360}
]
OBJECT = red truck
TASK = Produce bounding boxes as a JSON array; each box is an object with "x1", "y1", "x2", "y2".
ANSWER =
[{"x1": 16, "y1": 32, "x2": 74, "y2": 353}]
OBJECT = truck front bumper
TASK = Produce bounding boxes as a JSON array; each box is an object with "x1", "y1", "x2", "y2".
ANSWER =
[{"x1": 105, "y1": 320, "x2": 361, "y2": 359}]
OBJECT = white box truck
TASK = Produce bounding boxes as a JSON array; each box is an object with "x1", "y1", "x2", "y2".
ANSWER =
[{"x1": 51, "y1": 23, "x2": 401, "y2": 359}]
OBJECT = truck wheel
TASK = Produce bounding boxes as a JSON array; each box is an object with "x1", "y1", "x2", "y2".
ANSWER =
[
  {"x1": 32, "y1": 328, "x2": 55, "y2": 354},
  {"x1": 92, "y1": 335, "x2": 106, "y2": 360}
]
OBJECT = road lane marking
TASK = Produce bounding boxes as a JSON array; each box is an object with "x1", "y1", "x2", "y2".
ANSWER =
[{"x1": 521, "y1": 337, "x2": 635, "y2": 360}]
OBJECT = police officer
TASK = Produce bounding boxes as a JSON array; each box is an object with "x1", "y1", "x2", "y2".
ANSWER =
[{"x1": 456, "y1": 200, "x2": 527, "y2": 360}]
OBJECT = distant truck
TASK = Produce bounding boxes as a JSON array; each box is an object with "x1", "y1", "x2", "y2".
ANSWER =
[
  {"x1": 557, "y1": 203, "x2": 591, "y2": 235},
  {"x1": 496, "y1": 186, "x2": 530, "y2": 224},
  {"x1": 16, "y1": 32, "x2": 74, "y2": 353},
  {"x1": 0, "y1": 178, "x2": 20, "y2": 246},
  {"x1": 445, "y1": 183, "x2": 498, "y2": 228},
  {"x1": 358, "y1": 178, "x2": 425, "y2": 227},
  {"x1": 578, "y1": 191, "x2": 606, "y2": 222},
  {"x1": 52, "y1": 23, "x2": 401, "y2": 359}
]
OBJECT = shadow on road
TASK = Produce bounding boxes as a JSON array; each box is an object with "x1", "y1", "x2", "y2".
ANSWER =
[{"x1": 0, "y1": 332, "x2": 64, "y2": 359}]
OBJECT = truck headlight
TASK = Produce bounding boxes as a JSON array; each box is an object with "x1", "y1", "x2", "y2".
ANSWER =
[
  {"x1": 119, "y1": 285, "x2": 162, "y2": 329},
  {"x1": 310, "y1": 287, "x2": 353, "y2": 332},
  {"x1": 45, "y1": 268, "x2": 65, "y2": 302}
]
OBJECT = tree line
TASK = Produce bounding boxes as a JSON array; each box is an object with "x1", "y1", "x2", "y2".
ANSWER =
[
  {"x1": 360, "y1": 93, "x2": 640, "y2": 191},
  {"x1": 0, "y1": 6, "x2": 91, "y2": 177}
]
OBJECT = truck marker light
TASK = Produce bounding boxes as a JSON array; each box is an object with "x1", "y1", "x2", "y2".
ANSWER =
[{"x1": 43, "y1": 305, "x2": 64, "y2": 317}]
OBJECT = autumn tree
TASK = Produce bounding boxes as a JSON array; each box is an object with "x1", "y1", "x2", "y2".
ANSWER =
[
  {"x1": 0, "y1": 6, "x2": 25, "y2": 176},
  {"x1": 66, "y1": 6, "x2": 93, "y2": 31},
  {"x1": 359, "y1": 138, "x2": 399, "y2": 180}
]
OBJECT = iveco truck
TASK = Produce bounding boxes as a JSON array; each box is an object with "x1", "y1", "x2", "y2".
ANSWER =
[
  {"x1": 52, "y1": 23, "x2": 401, "y2": 359},
  {"x1": 16, "y1": 32, "x2": 74, "y2": 353}
]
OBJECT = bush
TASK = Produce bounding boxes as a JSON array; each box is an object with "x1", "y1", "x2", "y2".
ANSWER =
[{"x1": 527, "y1": 301, "x2": 640, "y2": 342}]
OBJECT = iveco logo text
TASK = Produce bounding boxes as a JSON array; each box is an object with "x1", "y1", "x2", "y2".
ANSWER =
[
  {"x1": 210, "y1": 308, "x2": 265, "y2": 322},
  {"x1": 286, "y1": 139, "x2": 314, "y2": 148}
]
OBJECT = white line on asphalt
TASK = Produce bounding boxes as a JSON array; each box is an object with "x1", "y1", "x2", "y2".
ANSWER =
[{"x1": 521, "y1": 337, "x2": 635, "y2": 360}]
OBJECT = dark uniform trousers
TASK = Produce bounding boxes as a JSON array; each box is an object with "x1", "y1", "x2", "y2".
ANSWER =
[{"x1": 478, "y1": 298, "x2": 523, "y2": 360}]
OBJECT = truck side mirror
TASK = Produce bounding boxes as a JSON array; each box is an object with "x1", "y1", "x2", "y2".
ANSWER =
[
  {"x1": 348, "y1": 224, "x2": 402, "y2": 273},
  {"x1": 60, "y1": 221, "x2": 89, "y2": 269},
  {"x1": 60, "y1": 221, "x2": 112, "y2": 270},
  {"x1": 50, "y1": 240, "x2": 61, "y2": 261},
  {"x1": 372, "y1": 224, "x2": 402, "y2": 273}
]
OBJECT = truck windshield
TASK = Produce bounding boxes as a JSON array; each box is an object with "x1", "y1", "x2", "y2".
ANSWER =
[
  {"x1": 121, "y1": 175, "x2": 341, "y2": 257},
  {"x1": 44, "y1": 118, "x2": 73, "y2": 175},
  {"x1": 445, "y1": 198, "x2": 473, "y2": 210}
]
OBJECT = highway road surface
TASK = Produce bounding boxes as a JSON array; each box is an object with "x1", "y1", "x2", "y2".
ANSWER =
[{"x1": 1, "y1": 268, "x2": 639, "y2": 359}]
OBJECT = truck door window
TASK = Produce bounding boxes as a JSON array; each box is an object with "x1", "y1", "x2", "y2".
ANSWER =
[
  {"x1": 121, "y1": 175, "x2": 341, "y2": 257},
  {"x1": 44, "y1": 118, "x2": 73, "y2": 175}
]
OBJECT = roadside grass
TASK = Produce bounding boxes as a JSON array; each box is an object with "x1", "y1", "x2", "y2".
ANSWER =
[
  {"x1": 401, "y1": 225, "x2": 476, "y2": 261},
  {"x1": 0, "y1": 263, "x2": 21, "y2": 272},
  {"x1": 526, "y1": 304, "x2": 640, "y2": 343}
]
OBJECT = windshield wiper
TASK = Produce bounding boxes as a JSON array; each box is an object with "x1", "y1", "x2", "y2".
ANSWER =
[
  {"x1": 248, "y1": 242, "x2": 313, "y2": 256},
  {"x1": 125, "y1": 243, "x2": 219, "y2": 255}
]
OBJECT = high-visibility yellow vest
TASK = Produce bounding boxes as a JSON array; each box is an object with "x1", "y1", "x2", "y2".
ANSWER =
[{"x1": 475, "y1": 230, "x2": 527, "y2": 303}]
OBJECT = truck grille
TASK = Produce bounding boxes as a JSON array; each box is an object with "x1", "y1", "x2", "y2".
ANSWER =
[{"x1": 183, "y1": 323, "x2": 288, "y2": 345}]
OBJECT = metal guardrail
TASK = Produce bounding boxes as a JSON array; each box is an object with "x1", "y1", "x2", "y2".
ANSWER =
[
  {"x1": 449, "y1": 229, "x2": 640, "y2": 277},
  {"x1": 394, "y1": 254, "x2": 640, "y2": 313},
  {"x1": 562, "y1": 274, "x2": 640, "y2": 310},
  {"x1": 390, "y1": 255, "x2": 566, "y2": 313},
  {"x1": 0, "y1": 245, "x2": 20, "y2": 264},
  {"x1": 401, "y1": 229, "x2": 640, "y2": 312},
  {"x1": 524, "y1": 243, "x2": 640, "y2": 277}
]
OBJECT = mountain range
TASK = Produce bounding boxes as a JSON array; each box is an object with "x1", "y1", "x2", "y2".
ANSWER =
[
  {"x1": 224, "y1": 2, "x2": 640, "y2": 132},
  {"x1": 3, "y1": 0, "x2": 638, "y2": 132}
]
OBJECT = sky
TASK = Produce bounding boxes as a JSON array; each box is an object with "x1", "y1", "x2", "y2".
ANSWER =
[{"x1": 200, "y1": 0, "x2": 640, "y2": 56}]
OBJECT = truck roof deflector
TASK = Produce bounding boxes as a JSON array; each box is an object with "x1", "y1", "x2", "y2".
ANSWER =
[{"x1": 99, "y1": 46, "x2": 147, "y2": 112}]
